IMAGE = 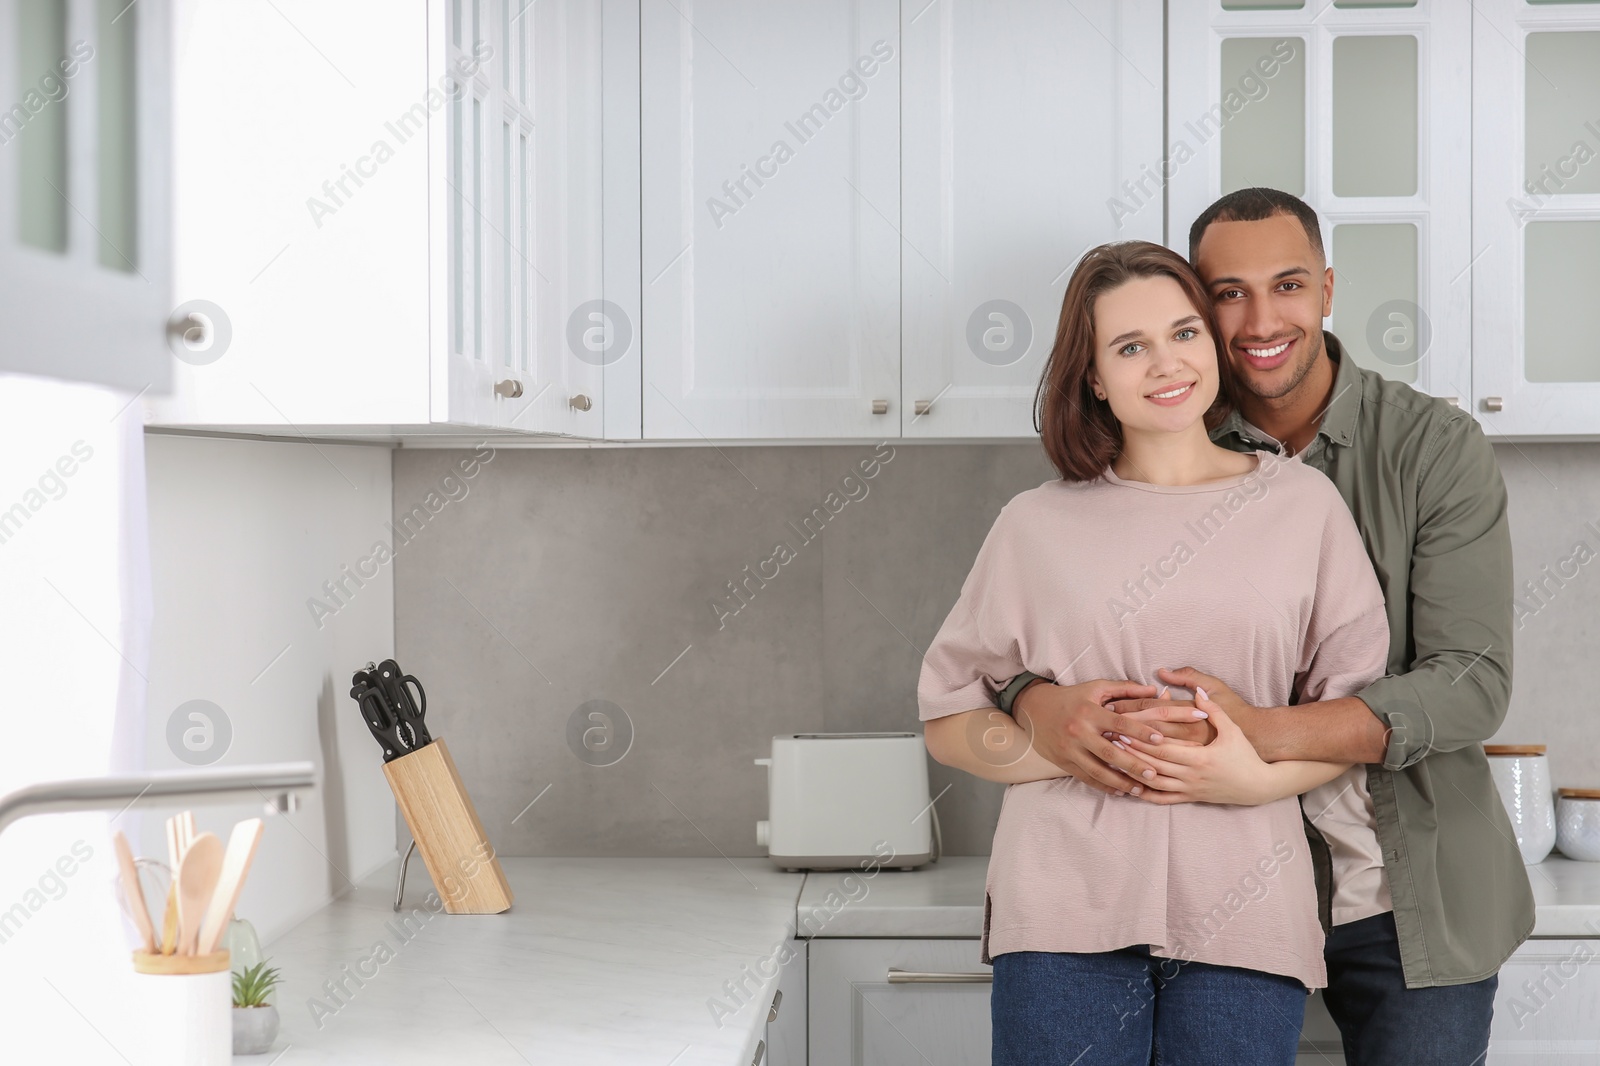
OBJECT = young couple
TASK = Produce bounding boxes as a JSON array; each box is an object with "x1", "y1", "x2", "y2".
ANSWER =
[{"x1": 919, "y1": 188, "x2": 1535, "y2": 1065}]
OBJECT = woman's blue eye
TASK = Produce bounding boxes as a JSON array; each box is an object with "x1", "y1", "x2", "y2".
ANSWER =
[
  {"x1": 1119, "y1": 342, "x2": 1145, "y2": 356},
  {"x1": 1175, "y1": 328, "x2": 1198, "y2": 341}
]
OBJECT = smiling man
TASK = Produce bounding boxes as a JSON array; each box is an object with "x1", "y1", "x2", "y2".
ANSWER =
[{"x1": 995, "y1": 188, "x2": 1534, "y2": 1064}]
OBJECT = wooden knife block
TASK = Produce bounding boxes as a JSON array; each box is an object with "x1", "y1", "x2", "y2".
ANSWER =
[{"x1": 382, "y1": 738, "x2": 513, "y2": 914}]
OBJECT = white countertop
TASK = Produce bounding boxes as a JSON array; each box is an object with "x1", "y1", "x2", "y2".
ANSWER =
[
  {"x1": 257, "y1": 857, "x2": 804, "y2": 1065},
  {"x1": 256, "y1": 853, "x2": 1600, "y2": 1063},
  {"x1": 797, "y1": 854, "x2": 1600, "y2": 939}
]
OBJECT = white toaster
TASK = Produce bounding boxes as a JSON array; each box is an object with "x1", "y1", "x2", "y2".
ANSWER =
[{"x1": 754, "y1": 733, "x2": 937, "y2": 871}]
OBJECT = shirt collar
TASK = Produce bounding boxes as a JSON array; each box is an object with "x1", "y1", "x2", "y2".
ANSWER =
[{"x1": 1215, "y1": 330, "x2": 1362, "y2": 451}]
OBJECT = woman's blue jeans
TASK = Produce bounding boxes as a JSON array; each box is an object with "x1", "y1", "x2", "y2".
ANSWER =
[{"x1": 991, "y1": 946, "x2": 1306, "y2": 1066}]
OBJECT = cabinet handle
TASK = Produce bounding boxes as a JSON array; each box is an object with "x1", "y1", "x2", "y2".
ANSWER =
[
  {"x1": 768, "y1": 988, "x2": 782, "y2": 1022},
  {"x1": 1483, "y1": 396, "x2": 1504, "y2": 412},
  {"x1": 751, "y1": 1038, "x2": 766, "y2": 1065},
  {"x1": 871, "y1": 399, "x2": 889, "y2": 415},
  {"x1": 494, "y1": 379, "x2": 524, "y2": 399},
  {"x1": 886, "y1": 967, "x2": 993, "y2": 984},
  {"x1": 569, "y1": 394, "x2": 593, "y2": 411},
  {"x1": 913, "y1": 400, "x2": 933, "y2": 416}
]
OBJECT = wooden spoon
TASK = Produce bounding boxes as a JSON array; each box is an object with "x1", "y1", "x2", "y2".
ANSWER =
[
  {"x1": 111, "y1": 831, "x2": 156, "y2": 953},
  {"x1": 175, "y1": 832, "x2": 223, "y2": 956},
  {"x1": 197, "y1": 819, "x2": 264, "y2": 955}
]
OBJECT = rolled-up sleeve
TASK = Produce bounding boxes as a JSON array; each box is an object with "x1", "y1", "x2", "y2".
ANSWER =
[
  {"x1": 918, "y1": 507, "x2": 1026, "y2": 722},
  {"x1": 1355, "y1": 415, "x2": 1514, "y2": 771}
]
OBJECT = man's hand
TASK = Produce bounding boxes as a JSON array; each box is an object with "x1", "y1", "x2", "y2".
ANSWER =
[{"x1": 1013, "y1": 678, "x2": 1210, "y2": 798}]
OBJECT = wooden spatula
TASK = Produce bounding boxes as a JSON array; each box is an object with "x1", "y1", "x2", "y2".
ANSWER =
[
  {"x1": 197, "y1": 819, "x2": 264, "y2": 956},
  {"x1": 175, "y1": 832, "x2": 223, "y2": 956},
  {"x1": 111, "y1": 831, "x2": 156, "y2": 953}
]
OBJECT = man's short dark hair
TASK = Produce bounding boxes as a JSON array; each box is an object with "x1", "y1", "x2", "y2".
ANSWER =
[{"x1": 1188, "y1": 188, "x2": 1325, "y2": 263}]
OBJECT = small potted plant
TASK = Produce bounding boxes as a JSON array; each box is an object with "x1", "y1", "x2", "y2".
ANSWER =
[{"x1": 232, "y1": 960, "x2": 283, "y2": 1055}]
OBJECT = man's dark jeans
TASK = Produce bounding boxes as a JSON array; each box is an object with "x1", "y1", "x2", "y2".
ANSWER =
[{"x1": 1323, "y1": 911, "x2": 1499, "y2": 1065}]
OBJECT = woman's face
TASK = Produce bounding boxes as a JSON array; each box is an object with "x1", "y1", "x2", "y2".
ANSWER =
[{"x1": 1087, "y1": 274, "x2": 1219, "y2": 436}]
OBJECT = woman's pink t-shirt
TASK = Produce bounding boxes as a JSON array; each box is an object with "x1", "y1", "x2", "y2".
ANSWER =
[{"x1": 917, "y1": 450, "x2": 1390, "y2": 990}]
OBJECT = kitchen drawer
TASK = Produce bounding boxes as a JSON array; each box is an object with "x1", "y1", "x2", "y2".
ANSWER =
[{"x1": 809, "y1": 938, "x2": 991, "y2": 1066}]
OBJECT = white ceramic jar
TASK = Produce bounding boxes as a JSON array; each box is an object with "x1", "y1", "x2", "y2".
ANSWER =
[
  {"x1": 1556, "y1": 788, "x2": 1600, "y2": 862},
  {"x1": 1486, "y1": 745, "x2": 1556, "y2": 865}
]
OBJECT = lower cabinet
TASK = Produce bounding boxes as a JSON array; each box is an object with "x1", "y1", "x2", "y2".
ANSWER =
[
  {"x1": 1486, "y1": 938, "x2": 1600, "y2": 1063},
  {"x1": 809, "y1": 939, "x2": 993, "y2": 1066},
  {"x1": 804, "y1": 937, "x2": 1600, "y2": 1065},
  {"x1": 766, "y1": 939, "x2": 808, "y2": 1066}
]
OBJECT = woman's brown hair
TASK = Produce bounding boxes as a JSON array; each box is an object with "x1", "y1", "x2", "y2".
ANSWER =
[{"x1": 1034, "y1": 240, "x2": 1240, "y2": 482}]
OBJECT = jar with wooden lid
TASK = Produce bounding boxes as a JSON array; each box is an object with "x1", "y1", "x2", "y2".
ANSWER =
[
  {"x1": 1485, "y1": 744, "x2": 1556, "y2": 864},
  {"x1": 1556, "y1": 788, "x2": 1600, "y2": 862}
]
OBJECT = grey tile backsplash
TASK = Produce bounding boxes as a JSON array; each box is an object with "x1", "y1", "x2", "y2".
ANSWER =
[{"x1": 393, "y1": 441, "x2": 1600, "y2": 857}]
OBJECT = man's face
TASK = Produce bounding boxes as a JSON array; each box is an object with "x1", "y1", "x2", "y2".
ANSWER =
[{"x1": 1194, "y1": 213, "x2": 1335, "y2": 403}]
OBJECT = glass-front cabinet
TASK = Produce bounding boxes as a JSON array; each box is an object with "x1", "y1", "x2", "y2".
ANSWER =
[
  {"x1": 1474, "y1": 0, "x2": 1600, "y2": 437},
  {"x1": 1166, "y1": 1, "x2": 1472, "y2": 408},
  {"x1": 0, "y1": 0, "x2": 172, "y2": 393}
]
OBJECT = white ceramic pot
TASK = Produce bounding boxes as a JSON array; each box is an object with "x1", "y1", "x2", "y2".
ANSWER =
[
  {"x1": 132, "y1": 951, "x2": 231, "y2": 1066},
  {"x1": 233, "y1": 1004, "x2": 280, "y2": 1055},
  {"x1": 1487, "y1": 747, "x2": 1556, "y2": 865},
  {"x1": 1557, "y1": 791, "x2": 1600, "y2": 862}
]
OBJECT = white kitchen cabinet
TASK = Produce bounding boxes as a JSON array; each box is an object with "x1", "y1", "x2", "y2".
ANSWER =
[
  {"x1": 765, "y1": 939, "x2": 807, "y2": 1066},
  {"x1": 1488, "y1": 937, "x2": 1600, "y2": 1062},
  {"x1": 809, "y1": 938, "x2": 993, "y2": 1065},
  {"x1": 0, "y1": 0, "x2": 173, "y2": 394},
  {"x1": 899, "y1": 0, "x2": 1162, "y2": 438},
  {"x1": 1472, "y1": 0, "x2": 1600, "y2": 438},
  {"x1": 1165, "y1": 2, "x2": 1472, "y2": 408},
  {"x1": 639, "y1": 0, "x2": 902, "y2": 440},
  {"x1": 148, "y1": 0, "x2": 612, "y2": 437}
]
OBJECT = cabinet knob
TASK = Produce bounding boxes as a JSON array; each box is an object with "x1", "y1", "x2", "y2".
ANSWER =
[
  {"x1": 494, "y1": 379, "x2": 524, "y2": 399},
  {"x1": 914, "y1": 399, "x2": 933, "y2": 416},
  {"x1": 569, "y1": 394, "x2": 593, "y2": 411},
  {"x1": 1483, "y1": 396, "x2": 1504, "y2": 412},
  {"x1": 751, "y1": 1039, "x2": 765, "y2": 1066},
  {"x1": 768, "y1": 988, "x2": 782, "y2": 1022},
  {"x1": 871, "y1": 399, "x2": 889, "y2": 415}
]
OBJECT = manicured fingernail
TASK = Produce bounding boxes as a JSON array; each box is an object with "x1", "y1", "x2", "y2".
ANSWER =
[
  {"x1": 1149, "y1": 733, "x2": 1162, "y2": 743},
  {"x1": 1142, "y1": 769, "x2": 1155, "y2": 779},
  {"x1": 1118, "y1": 734, "x2": 1132, "y2": 745},
  {"x1": 1130, "y1": 786, "x2": 1143, "y2": 796},
  {"x1": 1196, "y1": 686, "x2": 1209, "y2": 700},
  {"x1": 1159, "y1": 687, "x2": 1170, "y2": 698},
  {"x1": 1193, "y1": 710, "x2": 1209, "y2": 719}
]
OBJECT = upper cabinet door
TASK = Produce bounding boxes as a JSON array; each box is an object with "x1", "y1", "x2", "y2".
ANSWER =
[
  {"x1": 0, "y1": 0, "x2": 171, "y2": 394},
  {"x1": 900, "y1": 0, "x2": 1162, "y2": 439},
  {"x1": 1473, "y1": 0, "x2": 1600, "y2": 437},
  {"x1": 1166, "y1": 1, "x2": 1471, "y2": 409},
  {"x1": 438, "y1": 0, "x2": 609, "y2": 435},
  {"x1": 640, "y1": 0, "x2": 900, "y2": 440}
]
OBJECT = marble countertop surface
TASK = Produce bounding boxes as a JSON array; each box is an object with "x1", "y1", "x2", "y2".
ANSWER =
[
  {"x1": 253, "y1": 853, "x2": 1600, "y2": 1062},
  {"x1": 798, "y1": 854, "x2": 1600, "y2": 939},
  {"x1": 256, "y1": 857, "x2": 804, "y2": 1065}
]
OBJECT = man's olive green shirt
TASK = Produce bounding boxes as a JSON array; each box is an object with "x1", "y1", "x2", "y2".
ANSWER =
[{"x1": 997, "y1": 333, "x2": 1534, "y2": 988}]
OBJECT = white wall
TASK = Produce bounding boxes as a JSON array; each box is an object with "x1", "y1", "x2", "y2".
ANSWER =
[{"x1": 143, "y1": 434, "x2": 396, "y2": 942}]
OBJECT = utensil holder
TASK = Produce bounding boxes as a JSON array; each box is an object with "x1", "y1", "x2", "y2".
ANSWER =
[
  {"x1": 382, "y1": 737, "x2": 512, "y2": 914},
  {"x1": 131, "y1": 950, "x2": 230, "y2": 1066}
]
